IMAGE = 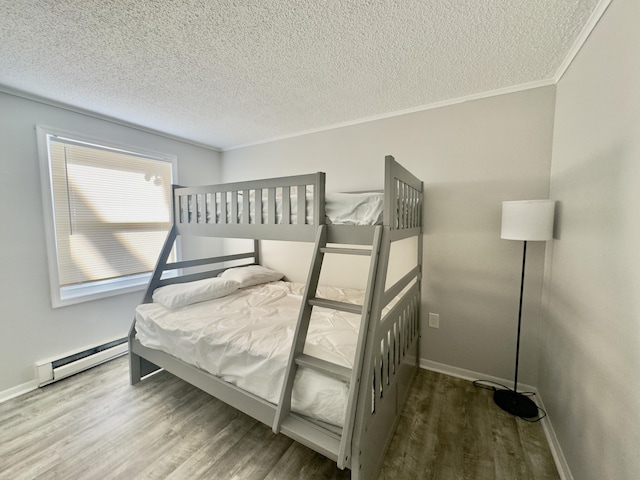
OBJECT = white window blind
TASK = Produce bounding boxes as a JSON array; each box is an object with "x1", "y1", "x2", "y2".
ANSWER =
[{"x1": 38, "y1": 126, "x2": 177, "y2": 306}]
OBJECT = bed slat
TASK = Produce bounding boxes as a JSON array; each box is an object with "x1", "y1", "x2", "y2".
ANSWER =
[
  {"x1": 282, "y1": 186, "x2": 291, "y2": 224},
  {"x1": 297, "y1": 185, "x2": 306, "y2": 225}
]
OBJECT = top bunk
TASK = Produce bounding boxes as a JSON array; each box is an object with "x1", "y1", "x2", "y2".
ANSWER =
[{"x1": 173, "y1": 155, "x2": 422, "y2": 244}]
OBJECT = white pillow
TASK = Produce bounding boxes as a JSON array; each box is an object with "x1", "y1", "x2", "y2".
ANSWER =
[
  {"x1": 152, "y1": 277, "x2": 240, "y2": 309},
  {"x1": 219, "y1": 265, "x2": 284, "y2": 288}
]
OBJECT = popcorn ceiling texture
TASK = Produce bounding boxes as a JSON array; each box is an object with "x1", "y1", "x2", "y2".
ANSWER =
[{"x1": 0, "y1": 1, "x2": 600, "y2": 149}]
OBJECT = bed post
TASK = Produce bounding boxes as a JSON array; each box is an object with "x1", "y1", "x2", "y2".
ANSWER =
[
  {"x1": 349, "y1": 156, "x2": 424, "y2": 480},
  {"x1": 383, "y1": 155, "x2": 395, "y2": 228}
]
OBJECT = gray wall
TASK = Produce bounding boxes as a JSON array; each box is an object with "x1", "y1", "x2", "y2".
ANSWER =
[
  {"x1": 542, "y1": 0, "x2": 640, "y2": 478},
  {"x1": 0, "y1": 92, "x2": 221, "y2": 394},
  {"x1": 222, "y1": 86, "x2": 556, "y2": 386}
]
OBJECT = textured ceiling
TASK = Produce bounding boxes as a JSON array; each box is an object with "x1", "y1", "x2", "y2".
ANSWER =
[{"x1": 0, "y1": 1, "x2": 603, "y2": 150}]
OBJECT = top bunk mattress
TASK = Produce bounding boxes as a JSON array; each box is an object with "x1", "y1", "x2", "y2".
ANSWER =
[{"x1": 134, "y1": 280, "x2": 364, "y2": 427}]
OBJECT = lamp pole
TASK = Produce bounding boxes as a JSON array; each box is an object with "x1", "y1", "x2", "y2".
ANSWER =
[
  {"x1": 513, "y1": 240, "x2": 527, "y2": 394},
  {"x1": 494, "y1": 239, "x2": 538, "y2": 418}
]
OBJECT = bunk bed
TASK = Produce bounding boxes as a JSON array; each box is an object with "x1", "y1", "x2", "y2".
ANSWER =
[{"x1": 128, "y1": 155, "x2": 423, "y2": 480}]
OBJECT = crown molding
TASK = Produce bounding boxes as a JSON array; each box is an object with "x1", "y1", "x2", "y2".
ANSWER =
[
  {"x1": 0, "y1": 85, "x2": 222, "y2": 153},
  {"x1": 553, "y1": 0, "x2": 613, "y2": 83},
  {"x1": 223, "y1": 79, "x2": 556, "y2": 151}
]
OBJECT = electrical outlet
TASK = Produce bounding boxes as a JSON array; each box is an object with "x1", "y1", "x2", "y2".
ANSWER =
[{"x1": 428, "y1": 312, "x2": 440, "y2": 328}]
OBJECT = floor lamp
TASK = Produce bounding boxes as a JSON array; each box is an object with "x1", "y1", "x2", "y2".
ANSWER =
[{"x1": 496, "y1": 199, "x2": 555, "y2": 418}]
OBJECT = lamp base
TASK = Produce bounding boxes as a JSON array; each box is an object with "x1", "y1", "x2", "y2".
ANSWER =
[{"x1": 493, "y1": 389, "x2": 538, "y2": 418}]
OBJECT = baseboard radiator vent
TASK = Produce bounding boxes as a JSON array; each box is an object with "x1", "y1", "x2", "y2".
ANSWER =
[{"x1": 35, "y1": 338, "x2": 128, "y2": 386}]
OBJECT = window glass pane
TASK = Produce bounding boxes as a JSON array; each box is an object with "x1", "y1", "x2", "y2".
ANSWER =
[{"x1": 48, "y1": 135, "x2": 174, "y2": 287}]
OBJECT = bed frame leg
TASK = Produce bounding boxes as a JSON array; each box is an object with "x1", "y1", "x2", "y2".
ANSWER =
[
  {"x1": 130, "y1": 350, "x2": 142, "y2": 385},
  {"x1": 129, "y1": 350, "x2": 160, "y2": 385}
]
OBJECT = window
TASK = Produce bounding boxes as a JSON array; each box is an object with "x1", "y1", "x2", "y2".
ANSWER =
[{"x1": 37, "y1": 126, "x2": 177, "y2": 307}]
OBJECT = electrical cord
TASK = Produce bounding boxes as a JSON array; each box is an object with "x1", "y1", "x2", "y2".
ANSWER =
[{"x1": 473, "y1": 379, "x2": 547, "y2": 422}]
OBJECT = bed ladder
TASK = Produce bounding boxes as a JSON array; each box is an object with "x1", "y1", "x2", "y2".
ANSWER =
[{"x1": 273, "y1": 224, "x2": 384, "y2": 470}]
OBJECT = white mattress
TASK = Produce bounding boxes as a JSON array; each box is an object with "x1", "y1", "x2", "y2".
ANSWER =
[
  {"x1": 325, "y1": 192, "x2": 384, "y2": 225},
  {"x1": 206, "y1": 191, "x2": 384, "y2": 226},
  {"x1": 135, "y1": 281, "x2": 364, "y2": 427}
]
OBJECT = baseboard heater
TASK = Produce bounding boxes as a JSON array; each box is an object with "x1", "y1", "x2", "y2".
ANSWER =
[{"x1": 35, "y1": 338, "x2": 128, "y2": 386}]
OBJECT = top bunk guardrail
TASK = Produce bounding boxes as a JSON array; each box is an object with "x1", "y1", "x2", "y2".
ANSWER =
[
  {"x1": 384, "y1": 156, "x2": 423, "y2": 241},
  {"x1": 171, "y1": 155, "x2": 423, "y2": 243},
  {"x1": 174, "y1": 172, "x2": 326, "y2": 242}
]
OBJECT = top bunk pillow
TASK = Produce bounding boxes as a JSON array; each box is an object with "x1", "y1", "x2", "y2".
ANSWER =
[
  {"x1": 219, "y1": 265, "x2": 284, "y2": 288},
  {"x1": 152, "y1": 277, "x2": 240, "y2": 309}
]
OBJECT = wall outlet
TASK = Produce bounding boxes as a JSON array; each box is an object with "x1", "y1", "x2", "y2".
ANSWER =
[{"x1": 428, "y1": 312, "x2": 440, "y2": 328}]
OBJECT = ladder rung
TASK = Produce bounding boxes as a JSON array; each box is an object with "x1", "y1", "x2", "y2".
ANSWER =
[
  {"x1": 308, "y1": 298, "x2": 363, "y2": 315},
  {"x1": 279, "y1": 415, "x2": 341, "y2": 461},
  {"x1": 320, "y1": 247, "x2": 371, "y2": 256},
  {"x1": 295, "y1": 353, "x2": 352, "y2": 383}
]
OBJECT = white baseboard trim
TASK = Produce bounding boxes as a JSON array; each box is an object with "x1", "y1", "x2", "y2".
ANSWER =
[
  {"x1": 525, "y1": 391, "x2": 574, "y2": 480},
  {"x1": 419, "y1": 359, "x2": 573, "y2": 480},
  {"x1": 0, "y1": 380, "x2": 39, "y2": 404},
  {"x1": 420, "y1": 358, "x2": 536, "y2": 392}
]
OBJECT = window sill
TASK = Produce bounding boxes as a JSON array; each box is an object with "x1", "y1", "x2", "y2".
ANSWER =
[{"x1": 53, "y1": 273, "x2": 152, "y2": 308}]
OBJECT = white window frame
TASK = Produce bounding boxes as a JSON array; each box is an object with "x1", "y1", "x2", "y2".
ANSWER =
[{"x1": 36, "y1": 125, "x2": 179, "y2": 308}]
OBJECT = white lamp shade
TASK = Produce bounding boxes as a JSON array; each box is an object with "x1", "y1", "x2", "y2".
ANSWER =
[{"x1": 501, "y1": 200, "x2": 556, "y2": 241}]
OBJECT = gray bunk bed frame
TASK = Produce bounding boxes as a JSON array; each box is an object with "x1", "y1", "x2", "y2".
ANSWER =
[{"x1": 128, "y1": 155, "x2": 423, "y2": 480}]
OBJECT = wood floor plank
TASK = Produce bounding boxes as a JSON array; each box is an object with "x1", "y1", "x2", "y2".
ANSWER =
[
  {"x1": 265, "y1": 441, "x2": 351, "y2": 480},
  {"x1": 136, "y1": 401, "x2": 240, "y2": 479},
  {"x1": 91, "y1": 391, "x2": 231, "y2": 479},
  {"x1": 515, "y1": 396, "x2": 562, "y2": 480},
  {"x1": 212, "y1": 422, "x2": 294, "y2": 479},
  {"x1": 462, "y1": 380, "x2": 499, "y2": 478},
  {"x1": 378, "y1": 371, "x2": 560, "y2": 480},
  {"x1": 379, "y1": 369, "x2": 441, "y2": 479},
  {"x1": 0, "y1": 356, "x2": 560, "y2": 480},
  {"x1": 32, "y1": 373, "x2": 194, "y2": 479},
  {"x1": 165, "y1": 412, "x2": 259, "y2": 480}
]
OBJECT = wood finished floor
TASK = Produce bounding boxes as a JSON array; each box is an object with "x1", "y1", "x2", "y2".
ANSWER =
[{"x1": 0, "y1": 356, "x2": 559, "y2": 480}]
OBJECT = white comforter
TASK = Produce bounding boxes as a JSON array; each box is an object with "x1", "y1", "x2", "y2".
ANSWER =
[{"x1": 135, "y1": 281, "x2": 363, "y2": 427}]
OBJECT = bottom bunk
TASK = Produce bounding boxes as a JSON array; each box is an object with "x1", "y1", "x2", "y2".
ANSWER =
[
  {"x1": 135, "y1": 279, "x2": 365, "y2": 427},
  {"x1": 129, "y1": 266, "x2": 420, "y2": 479}
]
